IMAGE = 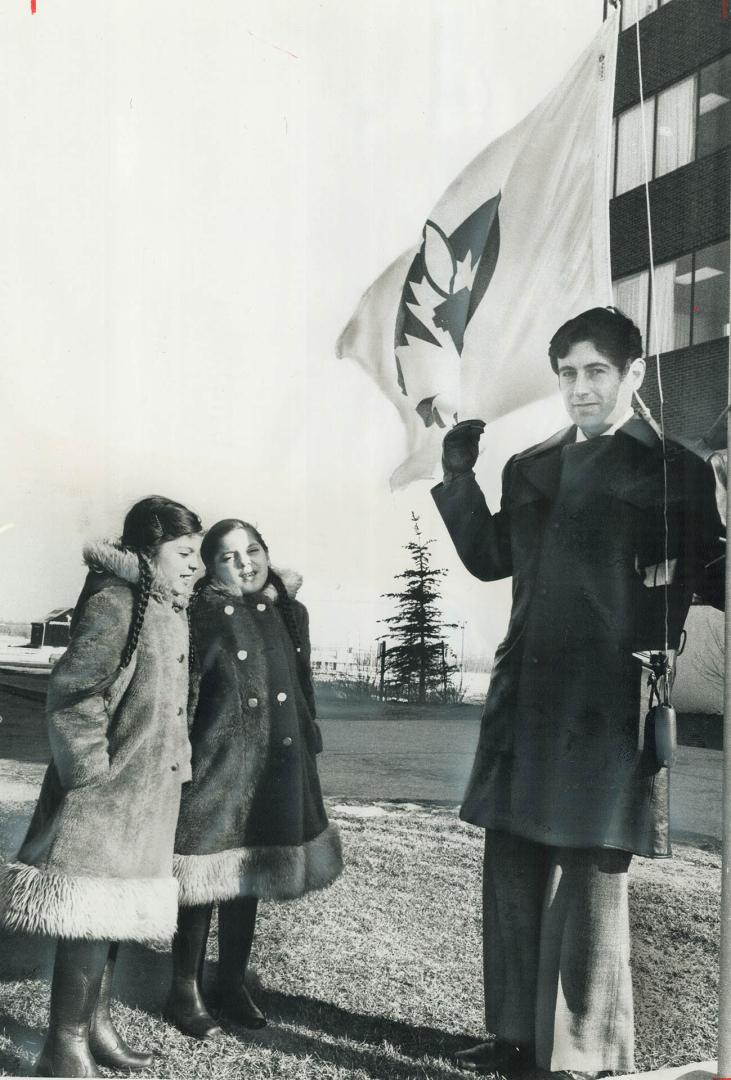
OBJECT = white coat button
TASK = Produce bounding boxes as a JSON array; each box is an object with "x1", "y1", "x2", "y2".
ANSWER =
[
  {"x1": 237, "y1": 650, "x2": 248, "y2": 660},
  {"x1": 224, "y1": 605, "x2": 234, "y2": 615},
  {"x1": 248, "y1": 697, "x2": 258, "y2": 708},
  {"x1": 282, "y1": 737, "x2": 293, "y2": 747},
  {"x1": 256, "y1": 603, "x2": 266, "y2": 612},
  {"x1": 277, "y1": 692, "x2": 287, "y2": 703}
]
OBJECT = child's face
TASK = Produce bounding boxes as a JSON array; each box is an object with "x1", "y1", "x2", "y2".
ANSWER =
[
  {"x1": 212, "y1": 527, "x2": 269, "y2": 595},
  {"x1": 150, "y1": 533, "x2": 202, "y2": 593}
]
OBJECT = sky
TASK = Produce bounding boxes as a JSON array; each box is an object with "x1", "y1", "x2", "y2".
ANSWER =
[{"x1": 0, "y1": 0, "x2": 602, "y2": 660}]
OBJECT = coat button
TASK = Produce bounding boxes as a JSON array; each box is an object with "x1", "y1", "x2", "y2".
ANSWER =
[
  {"x1": 256, "y1": 603, "x2": 266, "y2": 612},
  {"x1": 248, "y1": 697, "x2": 258, "y2": 708},
  {"x1": 282, "y1": 737, "x2": 293, "y2": 747},
  {"x1": 171, "y1": 764, "x2": 178, "y2": 772},
  {"x1": 531, "y1": 655, "x2": 539, "y2": 665},
  {"x1": 224, "y1": 605, "x2": 234, "y2": 615},
  {"x1": 237, "y1": 650, "x2": 248, "y2": 660},
  {"x1": 277, "y1": 692, "x2": 287, "y2": 703},
  {"x1": 177, "y1": 707, "x2": 184, "y2": 716},
  {"x1": 178, "y1": 654, "x2": 185, "y2": 663}
]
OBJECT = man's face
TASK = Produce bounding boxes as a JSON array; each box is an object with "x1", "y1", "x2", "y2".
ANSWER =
[{"x1": 557, "y1": 340, "x2": 645, "y2": 436}]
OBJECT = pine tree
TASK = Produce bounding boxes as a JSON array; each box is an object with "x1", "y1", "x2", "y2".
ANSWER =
[{"x1": 381, "y1": 512, "x2": 458, "y2": 704}]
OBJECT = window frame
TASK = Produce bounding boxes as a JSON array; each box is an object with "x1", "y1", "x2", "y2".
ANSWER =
[{"x1": 612, "y1": 52, "x2": 730, "y2": 197}]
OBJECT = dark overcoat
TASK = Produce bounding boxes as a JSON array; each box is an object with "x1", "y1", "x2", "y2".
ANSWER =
[
  {"x1": 0, "y1": 541, "x2": 192, "y2": 944},
  {"x1": 433, "y1": 418, "x2": 723, "y2": 857},
  {"x1": 174, "y1": 572, "x2": 342, "y2": 905}
]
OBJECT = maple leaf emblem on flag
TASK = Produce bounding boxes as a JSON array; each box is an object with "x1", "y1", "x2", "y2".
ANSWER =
[{"x1": 394, "y1": 192, "x2": 501, "y2": 429}]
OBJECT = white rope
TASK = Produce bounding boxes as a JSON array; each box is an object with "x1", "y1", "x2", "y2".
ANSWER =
[{"x1": 633, "y1": 0, "x2": 671, "y2": 668}]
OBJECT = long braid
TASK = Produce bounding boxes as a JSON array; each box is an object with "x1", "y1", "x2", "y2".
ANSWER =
[
  {"x1": 120, "y1": 555, "x2": 153, "y2": 669},
  {"x1": 187, "y1": 580, "x2": 205, "y2": 674},
  {"x1": 268, "y1": 569, "x2": 316, "y2": 716}
]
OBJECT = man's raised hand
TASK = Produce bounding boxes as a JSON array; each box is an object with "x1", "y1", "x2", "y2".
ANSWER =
[{"x1": 441, "y1": 419, "x2": 486, "y2": 482}]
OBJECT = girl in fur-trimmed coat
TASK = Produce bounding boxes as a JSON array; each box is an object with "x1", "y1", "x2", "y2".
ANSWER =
[
  {"x1": 166, "y1": 519, "x2": 342, "y2": 1038},
  {"x1": 0, "y1": 496, "x2": 203, "y2": 1078}
]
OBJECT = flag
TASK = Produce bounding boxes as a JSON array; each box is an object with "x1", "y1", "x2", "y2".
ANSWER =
[{"x1": 337, "y1": 11, "x2": 620, "y2": 489}]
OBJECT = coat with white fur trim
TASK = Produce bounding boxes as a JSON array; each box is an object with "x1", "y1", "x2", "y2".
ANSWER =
[
  {"x1": 173, "y1": 572, "x2": 342, "y2": 906},
  {"x1": 0, "y1": 540, "x2": 192, "y2": 945}
]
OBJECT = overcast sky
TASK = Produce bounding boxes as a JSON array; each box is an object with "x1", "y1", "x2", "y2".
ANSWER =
[{"x1": 1, "y1": 0, "x2": 601, "y2": 659}]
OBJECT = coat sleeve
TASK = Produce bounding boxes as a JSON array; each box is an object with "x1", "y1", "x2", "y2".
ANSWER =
[
  {"x1": 294, "y1": 601, "x2": 323, "y2": 753},
  {"x1": 46, "y1": 584, "x2": 133, "y2": 789},
  {"x1": 431, "y1": 461, "x2": 514, "y2": 582},
  {"x1": 692, "y1": 457, "x2": 726, "y2": 610}
]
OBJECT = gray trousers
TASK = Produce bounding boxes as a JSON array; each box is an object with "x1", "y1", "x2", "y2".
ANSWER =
[{"x1": 482, "y1": 830, "x2": 635, "y2": 1073}]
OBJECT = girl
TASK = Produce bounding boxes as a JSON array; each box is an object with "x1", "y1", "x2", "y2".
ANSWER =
[
  {"x1": 167, "y1": 519, "x2": 342, "y2": 1038},
  {"x1": 0, "y1": 496, "x2": 203, "y2": 1077}
]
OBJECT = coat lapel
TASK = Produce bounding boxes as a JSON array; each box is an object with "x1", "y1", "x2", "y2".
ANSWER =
[{"x1": 512, "y1": 425, "x2": 575, "y2": 502}]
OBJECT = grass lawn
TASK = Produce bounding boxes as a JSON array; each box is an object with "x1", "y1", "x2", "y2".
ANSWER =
[{"x1": 0, "y1": 800, "x2": 721, "y2": 1078}]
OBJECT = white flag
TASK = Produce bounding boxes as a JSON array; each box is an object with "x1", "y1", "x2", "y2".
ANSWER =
[{"x1": 337, "y1": 11, "x2": 619, "y2": 489}]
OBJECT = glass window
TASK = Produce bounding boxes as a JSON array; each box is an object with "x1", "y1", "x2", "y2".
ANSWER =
[
  {"x1": 697, "y1": 55, "x2": 731, "y2": 159},
  {"x1": 648, "y1": 254, "x2": 692, "y2": 354},
  {"x1": 615, "y1": 99, "x2": 656, "y2": 195},
  {"x1": 613, "y1": 270, "x2": 649, "y2": 343},
  {"x1": 621, "y1": 0, "x2": 657, "y2": 31},
  {"x1": 655, "y1": 76, "x2": 696, "y2": 178},
  {"x1": 692, "y1": 240, "x2": 730, "y2": 346}
]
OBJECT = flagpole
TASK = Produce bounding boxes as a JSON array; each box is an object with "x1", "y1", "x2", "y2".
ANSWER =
[{"x1": 716, "y1": 183, "x2": 731, "y2": 1078}]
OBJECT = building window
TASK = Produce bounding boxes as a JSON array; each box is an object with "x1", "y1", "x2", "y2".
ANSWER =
[
  {"x1": 613, "y1": 270, "x2": 650, "y2": 343},
  {"x1": 692, "y1": 240, "x2": 731, "y2": 346},
  {"x1": 642, "y1": 241, "x2": 730, "y2": 354},
  {"x1": 615, "y1": 99, "x2": 655, "y2": 195},
  {"x1": 613, "y1": 54, "x2": 731, "y2": 195},
  {"x1": 649, "y1": 254, "x2": 692, "y2": 354},
  {"x1": 698, "y1": 54, "x2": 731, "y2": 159},
  {"x1": 620, "y1": 0, "x2": 657, "y2": 31},
  {"x1": 655, "y1": 75, "x2": 696, "y2": 178}
]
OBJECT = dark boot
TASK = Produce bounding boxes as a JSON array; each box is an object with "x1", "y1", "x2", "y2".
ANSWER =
[
  {"x1": 88, "y1": 943, "x2": 154, "y2": 1070},
  {"x1": 216, "y1": 897, "x2": 266, "y2": 1029},
  {"x1": 164, "y1": 904, "x2": 224, "y2": 1040},
  {"x1": 455, "y1": 1038, "x2": 535, "y2": 1074},
  {"x1": 35, "y1": 938, "x2": 109, "y2": 1077}
]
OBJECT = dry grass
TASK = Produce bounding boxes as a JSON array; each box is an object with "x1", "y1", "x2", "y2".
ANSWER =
[{"x1": 0, "y1": 801, "x2": 721, "y2": 1078}]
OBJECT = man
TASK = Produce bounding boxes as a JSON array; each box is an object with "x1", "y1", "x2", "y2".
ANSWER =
[{"x1": 432, "y1": 307, "x2": 723, "y2": 1077}]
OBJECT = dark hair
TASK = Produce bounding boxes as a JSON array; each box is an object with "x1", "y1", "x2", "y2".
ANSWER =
[
  {"x1": 200, "y1": 519, "x2": 315, "y2": 712},
  {"x1": 122, "y1": 495, "x2": 203, "y2": 554},
  {"x1": 200, "y1": 519, "x2": 268, "y2": 571},
  {"x1": 119, "y1": 496, "x2": 203, "y2": 669},
  {"x1": 548, "y1": 306, "x2": 643, "y2": 374}
]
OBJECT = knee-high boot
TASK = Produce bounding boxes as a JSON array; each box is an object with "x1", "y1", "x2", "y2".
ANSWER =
[
  {"x1": 216, "y1": 897, "x2": 266, "y2": 1029},
  {"x1": 35, "y1": 938, "x2": 109, "y2": 1078},
  {"x1": 88, "y1": 943, "x2": 154, "y2": 1069},
  {"x1": 164, "y1": 904, "x2": 224, "y2": 1040}
]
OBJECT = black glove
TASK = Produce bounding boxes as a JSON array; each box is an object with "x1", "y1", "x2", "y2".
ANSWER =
[{"x1": 441, "y1": 419, "x2": 486, "y2": 483}]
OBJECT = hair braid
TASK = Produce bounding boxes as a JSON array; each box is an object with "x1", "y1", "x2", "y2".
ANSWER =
[
  {"x1": 268, "y1": 569, "x2": 316, "y2": 714},
  {"x1": 120, "y1": 555, "x2": 153, "y2": 669},
  {"x1": 187, "y1": 582, "x2": 204, "y2": 674}
]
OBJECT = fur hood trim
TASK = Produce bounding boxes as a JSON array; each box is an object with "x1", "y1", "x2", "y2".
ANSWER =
[
  {"x1": 83, "y1": 538, "x2": 184, "y2": 605},
  {"x1": 174, "y1": 823, "x2": 342, "y2": 906},
  {"x1": 206, "y1": 565, "x2": 303, "y2": 602},
  {"x1": 0, "y1": 860, "x2": 178, "y2": 945}
]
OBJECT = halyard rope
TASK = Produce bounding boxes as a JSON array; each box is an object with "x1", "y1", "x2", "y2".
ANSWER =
[{"x1": 632, "y1": 0, "x2": 672, "y2": 672}]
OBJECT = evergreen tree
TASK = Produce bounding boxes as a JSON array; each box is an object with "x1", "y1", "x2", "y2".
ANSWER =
[{"x1": 381, "y1": 512, "x2": 458, "y2": 704}]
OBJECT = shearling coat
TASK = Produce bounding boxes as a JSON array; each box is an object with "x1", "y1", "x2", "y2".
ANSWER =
[
  {"x1": 174, "y1": 573, "x2": 342, "y2": 905},
  {"x1": 433, "y1": 418, "x2": 724, "y2": 857},
  {"x1": 0, "y1": 541, "x2": 192, "y2": 944}
]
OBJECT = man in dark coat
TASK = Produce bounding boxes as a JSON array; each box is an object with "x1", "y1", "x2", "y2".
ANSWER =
[{"x1": 432, "y1": 307, "x2": 724, "y2": 1077}]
